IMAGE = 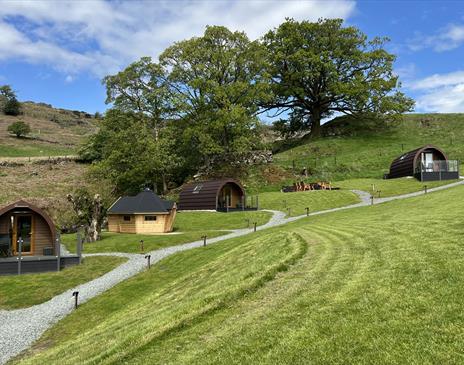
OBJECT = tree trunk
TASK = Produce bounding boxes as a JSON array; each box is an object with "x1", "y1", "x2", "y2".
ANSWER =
[
  {"x1": 162, "y1": 174, "x2": 167, "y2": 194},
  {"x1": 310, "y1": 109, "x2": 322, "y2": 138}
]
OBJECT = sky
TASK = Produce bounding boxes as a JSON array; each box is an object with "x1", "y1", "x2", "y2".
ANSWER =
[{"x1": 1, "y1": 0, "x2": 464, "y2": 114}]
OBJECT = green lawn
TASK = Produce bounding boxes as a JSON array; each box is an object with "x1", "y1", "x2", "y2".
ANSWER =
[
  {"x1": 0, "y1": 256, "x2": 126, "y2": 310},
  {"x1": 0, "y1": 143, "x2": 75, "y2": 157},
  {"x1": 271, "y1": 113, "x2": 464, "y2": 182},
  {"x1": 63, "y1": 211, "x2": 272, "y2": 254},
  {"x1": 17, "y1": 184, "x2": 464, "y2": 364},
  {"x1": 259, "y1": 190, "x2": 360, "y2": 216},
  {"x1": 336, "y1": 177, "x2": 461, "y2": 197}
]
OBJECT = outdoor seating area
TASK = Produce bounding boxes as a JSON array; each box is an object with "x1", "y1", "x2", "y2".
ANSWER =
[{"x1": 281, "y1": 181, "x2": 337, "y2": 193}]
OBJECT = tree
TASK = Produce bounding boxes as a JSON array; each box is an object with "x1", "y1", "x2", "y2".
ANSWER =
[
  {"x1": 103, "y1": 57, "x2": 170, "y2": 140},
  {"x1": 7, "y1": 121, "x2": 30, "y2": 137},
  {"x1": 67, "y1": 188, "x2": 105, "y2": 242},
  {"x1": 0, "y1": 85, "x2": 21, "y2": 116},
  {"x1": 262, "y1": 18, "x2": 414, "y2": 138},
  {"x1": 160, "y1": 25, "x2": 270, "y2": 168}
]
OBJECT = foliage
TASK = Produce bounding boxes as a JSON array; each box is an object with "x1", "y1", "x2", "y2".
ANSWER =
[
  {"x1": 262, "y1": 18, "x2": 414, "y2": 138},
  {"x1": 1, "y1": 85, "x2": 21, "y2": 116},
  {"x1": 0, "y1": 256, "x2": 126, "y2": 310},
  {"x1": 7, "y1": 120, "x2": 30, "y2": 137},
  {"x1": 67, "y1": 187, "x2": 105, "y2": 242},
  {"x1": 160, "y1": 25, "x2": 270, "y2": 168}
]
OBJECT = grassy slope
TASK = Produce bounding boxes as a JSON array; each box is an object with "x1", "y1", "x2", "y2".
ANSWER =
[
  {"x1": 250, "y1": 114, "x2": 464, "y2": 196},
  {"x1": 63, "y1": 211, "x2": 272, "y2": 254},
  {"x1": 0, "y1": 102, "x2": 96, "y2": 157},
  {"x1": 259, "y1": 190, "x2": 359, "y2": 216},
  {"x1": 0, "y1": 256, "x2": 126, "y2": 310},
  {"x1": 16, "y1": 184, "x2": 464, "y2": 364}
]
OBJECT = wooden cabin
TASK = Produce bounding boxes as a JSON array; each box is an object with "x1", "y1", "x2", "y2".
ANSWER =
[
  {"x1": 178, "y1": 178, "x2": 254, "y2": 211},
  {"x1": 387, "y1": 145, "x2": 459, "y2": 181},
  {"x1": 107, "y1": 189, "x2": 176, "y2": 234},
  {"x1": 0, "y1": 200, "x2": 56, "y2": 257}
]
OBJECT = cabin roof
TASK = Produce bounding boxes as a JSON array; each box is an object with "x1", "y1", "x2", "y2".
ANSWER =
[{"x1": 108, "y1": 189, "x2": 175, "y2": 214}]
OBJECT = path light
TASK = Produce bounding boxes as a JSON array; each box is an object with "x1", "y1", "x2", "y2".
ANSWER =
[
  {"x1": 424, "y1": 185, "x2": 428, "y2": 194},
  {"x1": 370, "y1": 196, "x2": 374, "y2": 206},
  {"x1": 145, "y1": 254, "x2": 151, "y2": 269},
  {"x1": 140, "y1": 240, "x2": 144, "y2": 253},
  {"x1": 253, "y1": 222, "x2": 257, "y2": 232},
  {"x1": 305, "y1": 207, "x2": 309, "y2": 216},
  {"x1": 72, "y1": 291, "x2": 79, "y2": 309},
  {"x1": 201, "y1": 235, "x2": 207, "y2": 247}
]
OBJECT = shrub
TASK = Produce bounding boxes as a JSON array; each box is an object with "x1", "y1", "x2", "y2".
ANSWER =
[
  {"x1": 3, "y1": 97, "x2": 21, "y2": 116},
  {"x1": 7, "y1": 120, "x2": 31, "y2": 138}
]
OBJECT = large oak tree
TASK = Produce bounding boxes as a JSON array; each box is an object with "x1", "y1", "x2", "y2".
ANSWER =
[{"x1": 262, "y1": 18, "x2": 414, "y2": 138}]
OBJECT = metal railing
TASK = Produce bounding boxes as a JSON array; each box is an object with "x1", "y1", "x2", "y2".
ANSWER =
[{"x1": 415, "y1": 160, "x2": 459, "y2": 173}]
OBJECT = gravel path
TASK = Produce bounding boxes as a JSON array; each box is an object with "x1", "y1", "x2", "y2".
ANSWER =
[{"x1": 1, "y1": 181, "x2": 463, "y2": 364}]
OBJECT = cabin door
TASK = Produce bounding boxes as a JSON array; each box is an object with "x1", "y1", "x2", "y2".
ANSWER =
[
  {"x1": 13, "y1": 215, "x2": 33, "y2": 254},
  {"x1": 422, "y1": 153, "x2": 434, "y2": 172}
]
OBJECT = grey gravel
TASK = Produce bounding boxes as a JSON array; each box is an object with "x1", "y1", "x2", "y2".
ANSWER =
[{"x1": 1, "y1": 181, "x2": 463, "y2": 364}]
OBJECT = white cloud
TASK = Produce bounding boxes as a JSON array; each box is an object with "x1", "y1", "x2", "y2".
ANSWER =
[
  {"x1": 408, "y1": 23, "x2": 464, "y2": 52},
  {"x1": 0, "y1": 0, "x2": 356, "y2": 77},
  {"x1": 408, "y1": 70, "x2": 464, "y2": 112}
]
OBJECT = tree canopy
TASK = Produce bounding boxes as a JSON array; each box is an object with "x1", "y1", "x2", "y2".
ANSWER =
[
  {"x1": 0, "y1": 85, "x2": 21, "y2": 116},
  {"x1": 262, "y1": 18, "x2": 414, "y2": 138}
]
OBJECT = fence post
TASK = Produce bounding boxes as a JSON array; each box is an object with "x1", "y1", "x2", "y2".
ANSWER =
[
  {"x1": 56, "y1": 232, "x2": 61, "y2": 272},
  {"x1": 17, "y1": 237, "x2": 23, "y2": 275},
  {"x1": 202, "y1": 235, "x2": 207, "y2": 247},
  {"x1": 253, "y1": 222, "x2": 257, "y2": 232},
  {"x1": 305, "y1": 207, "x2": 309, "y2": 216},
  {"x1": 370, "y1": 196, "x2": 374, "y2": 206},
  {"x1": 76, "y1": 230, "x2": 82, "y2": 264}
]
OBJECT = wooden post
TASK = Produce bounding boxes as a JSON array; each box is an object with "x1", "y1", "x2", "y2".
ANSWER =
[
  {"x1": 145, "y1": 254, "x2": 151, "y2": 269},
  {"x1": 72, "y1": 291, "x2": 79, "y2": 309},
  {"x1": 287, "y1": 207, "x2": 291, "y2": 217},
  {"x1": 253, "y1": 222, "x2": 257, "y2": 232},
  {"x1": 76, "y1": 231, "x2": 82, "y2": 264},
  {"x1": 370, "y1": 196, "x2": 374, "y2": 206},
  {"x1": 305, "y1": 207, "x2": 309, "y2": 216},
  {"x1": 424, "y1": 185, "x2": 427, "y2": 194},
  {"x1": 56, "y1": 232, "x2": 61, "y2": 272},
  {"x1": 377, "y1": 190, "x2": 381, "y2": 199},
  {"x1": 17, "y1": 237, "x2": 23, "y2": 275},
  {"x1": 202, "y1": 235, "x2": 207, "y2": 247}
]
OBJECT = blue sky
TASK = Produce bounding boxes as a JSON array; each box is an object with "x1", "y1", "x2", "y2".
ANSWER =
[{"x1": 1, "y1": 0, "x2": 464, "y2": 114}]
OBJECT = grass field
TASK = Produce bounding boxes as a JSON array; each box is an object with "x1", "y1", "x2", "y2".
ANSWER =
[
  {"x1": 0, "y1": 256, "x2": 126, "y2": 310},
  {"x1": 259, "y1": 190, "x2": 360, "y2": 216},
  {"x1": 16, "y1": 183, "x2": 464, "y2": 364},
  {"x1": 63, "y1": 210, "x2": 272, "y2": 253},
  {"x1": 336, "y1": 177, "x2": 460, "y2": 197},
  {"x1": 270, "y1": 114, "x2": 464, "y2": 183}
]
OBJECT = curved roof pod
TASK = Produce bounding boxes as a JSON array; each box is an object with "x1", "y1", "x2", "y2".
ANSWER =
[
  {"x1": 0, "y1": 200, "x2": 56, "y2": 242},
  {"x1": 178, "y1": 179, "x2": 245, "y2": 210},
  {"x1": 388, "y1": 145, "x2": 448, "y2": 179}
]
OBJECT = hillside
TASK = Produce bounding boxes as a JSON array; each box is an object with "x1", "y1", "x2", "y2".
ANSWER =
[
  {"x1": 0, "y1": 101, "x2": 97, "y2": 157},
  {"x1": 243, "y1": 113, "x2": 464, "y2": 192},
  {"x1": 16, "y1": 184, "x2": 464, "y2": 364}
]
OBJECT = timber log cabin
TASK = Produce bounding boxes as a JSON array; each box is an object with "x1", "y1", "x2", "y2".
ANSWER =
[
  {"x1": 0, "y1": 200, "x2": 79, "y2": 275},
  {"x1": 107, "y1": 188, "x2": 176, "y2": 234},
  {"x1": 178, "y1": 178, "x2": 257, "y2": 212},
  {"x1": 387, "y1": 145, "x2": 460, "y2": 181}
]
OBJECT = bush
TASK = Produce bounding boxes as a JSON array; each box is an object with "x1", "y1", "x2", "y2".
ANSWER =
[
  {"x1": 3, "y1": 97, "x2": 21, "y2": 116},
  {"x1": 7, "y1": 121, "x2": 31, "y2": 138}
]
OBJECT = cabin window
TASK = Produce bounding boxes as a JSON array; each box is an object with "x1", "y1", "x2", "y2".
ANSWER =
[
  {"x1": 123, "y1": 216, "x2": 131, "y2": 222},
  {"x1": 144, "y1": 215, "x2": 157, "y2": 221}
]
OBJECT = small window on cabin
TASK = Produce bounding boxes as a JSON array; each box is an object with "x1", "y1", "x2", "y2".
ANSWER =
[
  {"x1": 123, "y1": 216, "x2": 131, "y2": 222},
  {"x1": 193, "y1": 184, "x2": 203, "y2": 194},
  {"x1": 144, "y1": 215, "x2": 157, "y2": 221}
]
